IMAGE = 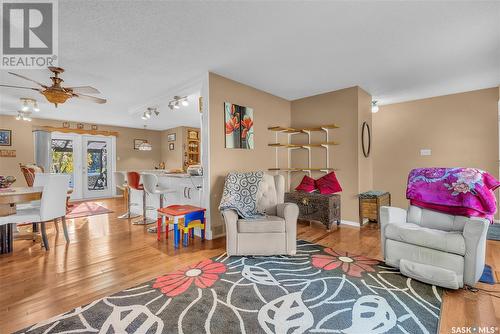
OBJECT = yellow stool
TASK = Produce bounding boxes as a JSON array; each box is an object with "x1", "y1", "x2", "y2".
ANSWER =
[{"x1": 180, "y1": 219, "x2": 205, "y2": 246}]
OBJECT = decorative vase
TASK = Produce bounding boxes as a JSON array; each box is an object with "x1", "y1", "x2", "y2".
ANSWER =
[{"x1": 0, "y1": 175, "x2": 16, "y2": 188}]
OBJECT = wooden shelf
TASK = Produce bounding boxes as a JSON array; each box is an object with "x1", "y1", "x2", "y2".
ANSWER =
[
  {"x1": 269, "y1": 141, "x2": 339, "y2": 148},
  {"x1": 34, "y1": 126, "x2": 119, "y2": 137},
  {"x1": 268, "y1": 124, "x2": 339, "y2": 133},
  {"x1": 268, "y1": 123, "x2": 339, "y2": 178}
]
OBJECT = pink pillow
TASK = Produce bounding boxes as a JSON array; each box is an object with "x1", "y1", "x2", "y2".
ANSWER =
[
  {"x1": 315, "y1": 172, "x2": 342, "y2": 194},
  {"x1": 295, "y1": 175, "x2": 317, "y2": 193}
]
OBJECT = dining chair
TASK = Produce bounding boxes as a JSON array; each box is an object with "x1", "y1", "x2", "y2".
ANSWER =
[{"x1": 0, "y1": 173, "x2": 71, "y2": 250}]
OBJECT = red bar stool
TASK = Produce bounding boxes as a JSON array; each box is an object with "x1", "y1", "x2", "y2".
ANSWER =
[{"x1": 127, "y1": 171, "x2": 155, "y2": 225}]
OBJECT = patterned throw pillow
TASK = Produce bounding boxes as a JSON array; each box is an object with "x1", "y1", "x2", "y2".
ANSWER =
[
  {"x1": 316, "y1": 172, "x2": 342, "y2": 194},
  {"x1": 295, "y1": 175, "x2": 317, "y2": 193}
]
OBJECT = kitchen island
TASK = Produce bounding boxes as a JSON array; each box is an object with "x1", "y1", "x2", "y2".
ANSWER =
[{"x1": 125, "y1": 171, "x2": 204, "y2": 220}]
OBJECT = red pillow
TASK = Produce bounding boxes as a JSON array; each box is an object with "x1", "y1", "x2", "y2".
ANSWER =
[
  {"x1": 295, "y1": 175, "x2": 317, "y2": 193},
  {"x1": 315, "y1": 172, "x2": 342, "y2": 194}
]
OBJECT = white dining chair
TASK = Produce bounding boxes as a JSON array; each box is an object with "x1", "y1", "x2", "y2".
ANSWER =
[{"x1": 0, "y1": 173, "x2": 71, "y2": 250}]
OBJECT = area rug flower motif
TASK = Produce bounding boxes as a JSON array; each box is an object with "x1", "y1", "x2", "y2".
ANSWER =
[{"x1": 17, "y1": 241, "x2": 443, "y2": 334}]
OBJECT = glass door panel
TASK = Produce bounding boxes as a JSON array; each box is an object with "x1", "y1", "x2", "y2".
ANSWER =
[
  {"x1": 83, "y1": 136, "x2": 112, "y2": 198},
  {"x1": 50, "y1": 133, "x2": 82, "y2": 199}
]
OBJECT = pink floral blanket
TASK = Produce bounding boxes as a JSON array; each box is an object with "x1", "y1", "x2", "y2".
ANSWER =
[{"x1": 406, "y1": 168, "x2": 500, "y2": 220}]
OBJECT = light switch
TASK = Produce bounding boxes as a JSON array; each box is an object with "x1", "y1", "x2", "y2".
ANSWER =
[{"x1": 420, "y1": 149, "x2": 431, "y2": 156}]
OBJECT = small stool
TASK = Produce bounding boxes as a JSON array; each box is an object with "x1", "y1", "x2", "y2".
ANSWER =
[
  {"x1": 157, "y1": 205, "x2": 206, "y2": 248},
  {"x1": 180, "y1": 210, "x2": 205, "y2": 246}
]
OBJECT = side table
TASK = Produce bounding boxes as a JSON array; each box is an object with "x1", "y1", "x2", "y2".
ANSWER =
[{"x1": 358, "y1": 191, "x2": 391, "y2": 224}]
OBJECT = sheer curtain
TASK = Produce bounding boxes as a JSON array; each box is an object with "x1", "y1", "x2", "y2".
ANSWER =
[{"x1": 33, "y1": 130, "x2": 51, "y2": 172}]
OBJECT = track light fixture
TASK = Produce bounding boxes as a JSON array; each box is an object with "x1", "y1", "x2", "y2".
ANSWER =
[
  {"x1": 141, "y1": 107, "x2": 158, "y2": 120},
  {"x1": 168, "y1": 96, "x2": 188, "y2": 110},
  {"x1": 19, "y1": 97, "x2": 40, "y2": 113},
  {"x1": 16, "y1": 110, "x2": 32, "y2": 121}
]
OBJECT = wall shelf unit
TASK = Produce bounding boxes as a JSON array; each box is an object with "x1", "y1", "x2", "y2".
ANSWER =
[{"x1": 268, "y1": 124, "x2": 340, "y2": 185}]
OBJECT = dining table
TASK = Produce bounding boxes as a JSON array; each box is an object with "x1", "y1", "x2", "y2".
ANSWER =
[{"x1": 0, "y1": 187, "x2": 43, "y2": 254}]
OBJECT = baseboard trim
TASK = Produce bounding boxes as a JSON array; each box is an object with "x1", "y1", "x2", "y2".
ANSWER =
[{"x1": 340, "y1": 220, "x2": 360, "y2": 227}]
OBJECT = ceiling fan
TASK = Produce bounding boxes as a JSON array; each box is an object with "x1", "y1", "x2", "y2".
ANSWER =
[{"x1": 0, "y1": 66, "x2": 107, "y2": 107}]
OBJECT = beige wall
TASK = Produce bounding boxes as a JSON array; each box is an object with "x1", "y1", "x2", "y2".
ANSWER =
[
  {"x1": 357, "y1": 87, "x2": 373, "y2": 196},
  {"x1": 0, "y1": 115, "x2": 162, "y2": 186},
  {"x1": 290, "y1": 86, "x2": 372, "y2": 222},
  {"x1": 208, "y1": 73, "x2": 291, "y2": 236},
  {"x1": 160, "y1": 126, "x2": 201, "y2": 170},
  {"x1": 373, "y1": 87, "x2": 500, "y2": 209},
  {"x1": 160, "y1": 127, "x2": 184, "y2": 169}
]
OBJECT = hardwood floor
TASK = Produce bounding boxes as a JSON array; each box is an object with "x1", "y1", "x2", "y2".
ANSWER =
[{"x1": 0, "y1": 198, "x2": 499, "y2": 333}]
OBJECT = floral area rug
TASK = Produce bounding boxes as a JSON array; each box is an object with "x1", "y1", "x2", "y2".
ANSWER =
[{"x1": 17, "y1": 240, "x2": 443, "y2": 334}]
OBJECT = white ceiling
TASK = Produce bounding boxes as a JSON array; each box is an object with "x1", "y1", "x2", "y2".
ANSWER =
[{"x1": 1, "y1": 1, "x2": 499, "y2": 129}]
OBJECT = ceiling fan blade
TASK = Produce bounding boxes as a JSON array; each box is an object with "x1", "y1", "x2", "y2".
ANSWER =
[
  {"x1": 66, "y1": 86, "x2": 100, "y2": 94},
  {"x1": 73, "y1": 93, "x2": 107, "y2": 104},
  {"x1": 8, "y1": 72, "x2": 47, "y2": 88},
  {"x1": 0, "y1": 84, "x2": 40, "y2": 91}
]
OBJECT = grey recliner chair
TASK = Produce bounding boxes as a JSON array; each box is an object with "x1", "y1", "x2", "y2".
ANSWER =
[
  {"x1": 221, "y1": 173, "x2": 299, "y2": 256},
  {"x1": 380, "y1": 205, "x2": 489, "y2": 289}
]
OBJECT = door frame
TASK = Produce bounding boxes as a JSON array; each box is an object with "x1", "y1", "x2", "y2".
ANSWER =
[{"x1": 50, "y1": 132, "x2": 116, "y2": 200}]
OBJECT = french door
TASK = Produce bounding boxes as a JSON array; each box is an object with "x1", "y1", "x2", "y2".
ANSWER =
[{"x1": 50, "y1": 133, "x2": 115, "y2": 200}]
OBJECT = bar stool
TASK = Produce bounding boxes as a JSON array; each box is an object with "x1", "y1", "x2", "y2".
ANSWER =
[
  {"x1": 142, "y1": 173, "x2": 176, "y2": 232},
  {"x1": 115, "y1": 171, "x2": 140, "y2": 219},
  {"x1": 127, "y1": 171, "x2": 155, "y2": 225}
]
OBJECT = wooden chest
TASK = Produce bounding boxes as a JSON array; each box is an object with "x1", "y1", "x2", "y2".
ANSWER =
[
  {"x1": 358, "y1": 191, "x2": 391, "y2": 224},
  {"x1": 285, "y1": 192, "x2": 341, "y2": 230}
]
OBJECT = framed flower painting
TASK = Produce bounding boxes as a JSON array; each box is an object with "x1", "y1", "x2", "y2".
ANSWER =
[{"x1": 224, "y1": 102, "x2": 254, "y2": 149}]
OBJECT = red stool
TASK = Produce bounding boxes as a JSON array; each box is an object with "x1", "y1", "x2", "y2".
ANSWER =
[{"x1": 127, "y1": 172, "x2": 155, "y2": 225}]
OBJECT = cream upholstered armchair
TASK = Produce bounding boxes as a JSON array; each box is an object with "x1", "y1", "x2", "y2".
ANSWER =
[
  {"x1": 221, "y1": 173, "x2": 299, "y2": 256},
  {"x1": 380, "y1": 205, "x2": 489, "y2": 289}
]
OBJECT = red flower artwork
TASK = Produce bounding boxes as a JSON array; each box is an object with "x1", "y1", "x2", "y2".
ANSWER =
[
  {"x1": 153, "y1": 259, "x2": 227, "y2": 297},
  {"x1": 312, "y1": 248, "x2": 378, "y2": 277},
  {"x1": 241, "y1": 116, "x2": 254, "y2": 139},
  {"x1": 225, "y1": 116, "x2": 240, "y2": 135}
]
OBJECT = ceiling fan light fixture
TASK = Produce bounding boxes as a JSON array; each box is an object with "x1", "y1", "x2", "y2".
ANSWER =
[
  {"x1": 174, "y1": 101, "x2": 180, "y2": 109},
  {"x1": 33, "y1": 101, "x2": 40, "y2": 112},
  {"x1": 371, "y1": 100, "x2": 379, "y2": 113},
  {"x1": 181, "y1": 99, "x2": 189, "y2": 107}
]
